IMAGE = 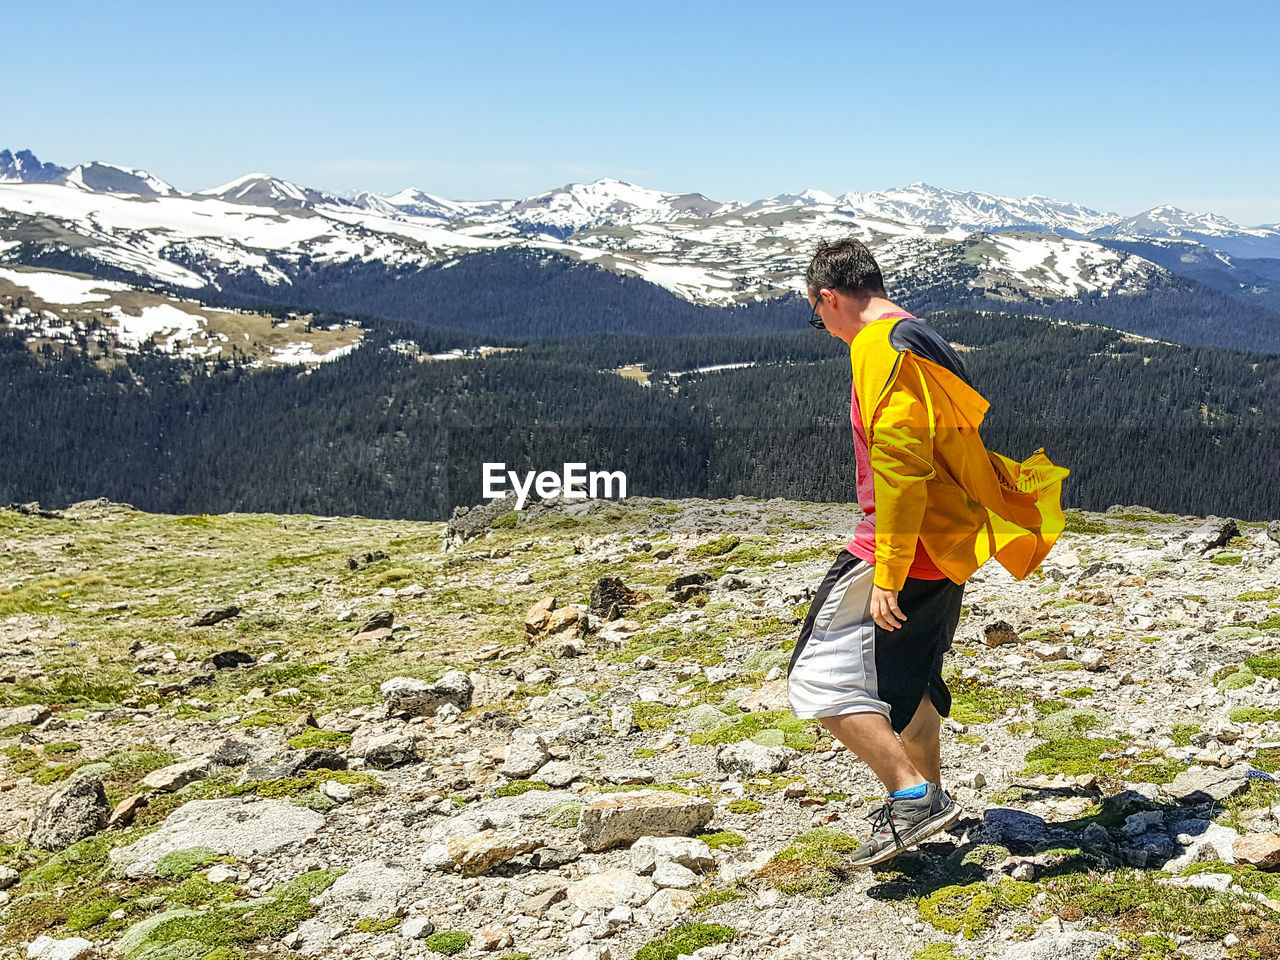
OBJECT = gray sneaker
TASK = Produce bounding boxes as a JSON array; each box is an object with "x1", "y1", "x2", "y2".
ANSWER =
[{"x1": 847, "y1": 783, "x2": 961, "y2": 868}]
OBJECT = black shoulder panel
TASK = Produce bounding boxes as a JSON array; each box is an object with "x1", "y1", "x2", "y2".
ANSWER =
[{"x1": 889, "y1": 318, "x2": 973, "y2": 388}]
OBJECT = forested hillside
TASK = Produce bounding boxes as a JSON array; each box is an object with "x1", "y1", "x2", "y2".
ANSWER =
[{"x1": 4, "y1": 308, "x2": 1277, "y2": 520}]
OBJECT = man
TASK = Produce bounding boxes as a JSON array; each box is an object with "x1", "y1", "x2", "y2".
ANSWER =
[{"x1": 787, "y1": 237, "x2": 1069, "y2": 868}]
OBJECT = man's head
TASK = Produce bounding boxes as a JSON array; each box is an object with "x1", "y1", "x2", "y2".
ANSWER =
[{"x1": 805, "y1": 237, "x2": 890, "y2": 344}]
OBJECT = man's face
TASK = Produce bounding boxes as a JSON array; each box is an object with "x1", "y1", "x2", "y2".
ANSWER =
[{"x1": 808, "y1": 289, "x2": 845, "y2": 341}]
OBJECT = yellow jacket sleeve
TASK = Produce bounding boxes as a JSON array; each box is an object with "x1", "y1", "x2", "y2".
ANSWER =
[{"x1": 869, "y1": 354, "x2": 937, "y2": 591}]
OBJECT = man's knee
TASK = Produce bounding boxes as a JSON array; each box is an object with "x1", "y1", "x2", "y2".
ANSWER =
[{"x1": 900, "y1": 697, "x2": 941, "y2": 743}]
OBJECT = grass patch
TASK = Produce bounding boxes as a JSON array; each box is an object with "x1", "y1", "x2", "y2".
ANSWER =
[
  {"x1": 634, "y1": 922, "x2": 736, "y2": 960},
  {"x1": 689, "y1": 710, "x2": 817, "y2": 749},
  {"x1": 692, "y1": 889, "x2": 744, "y2": 912},
  {"x1": 726, "y1": 798, "x2": 763, "y2": 815},
  {"x1": 285, "y1": 728, "x2": 352, "y2": 750},
  {"x1": 916, "y1": 877, "x2": 1035, "y2": 938},
  {"x1": 493, "y1": 779, "x2": 550, "y2": 798},
  {"x1": 948, "y1": 677, "x2": 1029, "y2": 724},
  {"x1": 698, "y1": 830, "x2": 747, "y2": 850},
  {"x1": 424, "y1": 931, "x2": 473, "y2": 955},
  {"x1": 754, "y1": 828, "x2": 861, "y2": 897}
]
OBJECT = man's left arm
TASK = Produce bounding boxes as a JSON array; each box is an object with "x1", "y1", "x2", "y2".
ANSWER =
[{"x1": 868, "y1": 354, "x2": 936, "y2": 593}]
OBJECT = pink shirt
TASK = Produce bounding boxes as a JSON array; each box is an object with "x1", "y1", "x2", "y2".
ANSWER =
[{"x1": 846, "y1": 311, "x2": 946, "y2": 579}]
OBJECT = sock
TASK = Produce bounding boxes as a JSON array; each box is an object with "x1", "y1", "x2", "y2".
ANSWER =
[{"x1": 889, "y1": 781, "x2": 929, "y2": 800}]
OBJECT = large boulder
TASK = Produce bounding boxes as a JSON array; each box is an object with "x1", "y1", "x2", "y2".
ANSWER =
[
  {"x1": 29, "y1": 775, "x2": 109, "y2": 850},
  {"x1": 566, "y1": 868, "x2": 657, "y2": 911},
  {"x1": 716, "y1": 741, "x2": 797, "y2": 777},
  {"x1": 380, "y1": 672, "x2": 473, "y2": 716},
  {"x1": 109, "y1": 799, "x2": 324, "y2": 878},
  {"x1": 577, "y1": 790, "x2": 714, "y2": 852}
]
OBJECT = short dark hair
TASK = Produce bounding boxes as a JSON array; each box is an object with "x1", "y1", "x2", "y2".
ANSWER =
[{"x1": 805, "y1": 237, "x2": 886, "y2": 298}]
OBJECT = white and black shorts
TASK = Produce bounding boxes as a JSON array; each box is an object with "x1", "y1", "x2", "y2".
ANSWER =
[{"x1": 786, "y1": 548, "x2": 965, "y2": 733}]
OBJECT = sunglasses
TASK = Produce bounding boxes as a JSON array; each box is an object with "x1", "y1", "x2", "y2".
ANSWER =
[{"x1": 808, "y1": 292, "x2": 826, "y2": 329}]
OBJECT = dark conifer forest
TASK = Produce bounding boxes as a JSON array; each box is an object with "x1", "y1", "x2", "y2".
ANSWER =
[{"x1": 4, "y1": 299, "x2": 1278, "y2": 520}]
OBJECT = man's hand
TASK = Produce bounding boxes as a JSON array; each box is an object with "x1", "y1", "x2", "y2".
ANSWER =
[{"x1": 870, "y1": 585, "x2": 906, "y2": 631}]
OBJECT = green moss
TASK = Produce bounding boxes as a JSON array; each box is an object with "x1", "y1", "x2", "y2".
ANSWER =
[
  {"x1": 755, "y1": 828, "x2": 861, "y2": 897},
  {"x1": 1208, "y1": 552, "x2": 1242, "y2": 565},
  {"x1": 1228, "y1": 706, "x2": 1280, "y2": 723},
  {"x1": 1043, "y1": 867, "x2": 1269, "y2": 940},
  {"x1": 632, "y1": 748, "x2": 657, "y2": 759},
  {"x1": 633, "y1": 601, "x2": 677, "y2": 622},
  {"x1": 115, "y1": 868, "x2": 343, "y2": 958},
  {"x1": 493, "y1": 779, "x2": 550, "y2": 798},
  {"x1": 1064, "y1": 514, "x2": 1108, "y2": 535},
  {"x1": 1033, "y1": 699, "x2": 1070, "y2": 715},
  {"x1": 689, "y1": 536, "x2": 740, "y2": 558},
  {"x1": 689, "y1": 710, "x2": 817, "y2": 749},
  {"x1": 1033, "y1": 706, "x2": 1104, "y2": 740},
  {"x1": 911, "y1": 946, "x2": 967, "y2": 960},
  {"x1": 634, "y1": 922, "x2": 736, "y2": 960},
  {"x1": 229, "y1": 767, "x2": 382, "y2": 800},
  {"x1": 726, "y1": 798, "x2": 763, "y2": 815},
  {"x1": 916, "y1": 877, "x2": 1035, "y2": 938},
  {"x1": 631, "y1": 701, "x2": 676, "y2": 731},
  {"x1": 1170, "y1": 723, "x2": 1200, "y2": 747},
  {"x1": 941, "y1": 843, "x2": 1012, "y2": 881},
  {"x1": 154, "y1": 847, "x2": 226, "y2": 880},
  {"x1": 354, "y1": 917, "x2": 402, "y2": 933},
  {"x1": 948, "y1": 677, "x2": 1029, "y2": 724},
  {"x1": 698, "y1": 830, "x2": 747, "y2": 850},
  {"x1": 1062, "y1": 687, "x2": 1094, "y2": 699},
  {"x1": 1239, "y1": 589, "x2": 1280, "y2": 602},
  {"x1": 1244, "y1": 655, "x2": 1280, "y2": 678},
  {"x1": 544, "y1": 802, "x2": 582, "y2": 828},
  {"x1": 285, "y1": 728, "x2": 352, "y2": 750},
  {"x1": 423, "y1": 931, "x2": 472, "y2": 955},
  {"x1": 692, "y1": 889, "x2": 744, "y2": 911}
]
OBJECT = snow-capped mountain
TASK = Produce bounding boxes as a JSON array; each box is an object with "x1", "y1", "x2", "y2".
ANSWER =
[
  {"x1": 0, "y1": 148, "x2": 67, "y2": 183},
  {"x1": 351, "y1": 188, "x2": 512, "y2": 222},
  {"x1": 60, "y1": 162, "x2": 180, "y2": 197},
  {"x1": 198, "y1": 174, "x2": 352, "y2": 209},
  {"x1": 828, "y1": 182, "x2": 1120, "y2": 235},
  {"x1": 1090, "y1": 205, "x2": 1280, "y2": 259},
  {"x1": 0, "y1": 148, "x2": 1276, "y2": 312},
  {"x1": 505, "y1": 178, "x2": 731, "y2": 237}
]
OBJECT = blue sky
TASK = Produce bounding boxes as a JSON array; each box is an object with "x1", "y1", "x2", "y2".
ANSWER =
[{"x1": 10, "y1": 0, "x2": 1280, "y2": 223}]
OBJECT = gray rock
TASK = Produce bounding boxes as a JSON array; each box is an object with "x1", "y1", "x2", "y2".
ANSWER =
[
  {"x1": 519, "y1": 886, "x2": 567, "y2": 917},
  {"x1": 1181, "y1": 516, "x2": 1239, "y2": 555},
  {"x1": 0, "y1": 703, "x2": 50, "y2": 728},
  {"x1": 445, "y1": 492, "x2": 518, "y2": 549},
  {"x1": 24, "y1": 935, "x2": 94, "y2": 960},
  {"x1": 566, "y1": 868, "x2": 657, "y2": 911},
  {"x1": 602, "y1": 767, "x2": 655, "y2": 785},
  {"x1": 501, "y1": 732, "x2": 550, "y2": 778},
  {"x1": 142, "y1": 755, "x2": 213, "y2": 792},
  {"x1": 354, "y1": 731, "x2": 419, "y2": 769},
  {"x1": 1162, "y1": 763, "x2": 1252, "y2": 803},
  {"x1": 630, "y1": 836, "x2": 716, "y2": 874},
  {"x1": 401, "y1": 917, "x2": 436, "y2": 939},
  {"x1": 534, "y1": 760, "x2": 583, "y2": 787},
  {"x1": 549, "y1": 715, "x2": 604, "y2": 743},
  {"x1": 28, "y1": 775, "x2": 109, "y2": 850},
  {"x1": 381, "y1": 672, "x2": 473, "y2": 716},
  {"x1": 238, "y1": 749, "x2": 347, "y2": 783},
  {"x1": 529, "y1": 845, "x2": 582, "y2": 869},
  {"x1": 652, "y1": 860, "x2": 699, "y2": 888},
  {"x1": 578, "y1": 790, "x2": 714, "y2": 852},
  {"x1": 997, "y1": 932, "x2": 1117, "y2": 960},
  {"x1": 716, "y1": 741, "x2": 797, "y2": 777},
  {"x1": 315, "y1": 860, "x2": 418, "y2": 918},
  {"x1": 109, "y1": 799, "x2": 324, "y2": 878}
]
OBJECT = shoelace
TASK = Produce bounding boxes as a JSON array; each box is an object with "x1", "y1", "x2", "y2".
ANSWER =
[{"x1": 867, "y1": 797, "x2": 904, "y2": 846}]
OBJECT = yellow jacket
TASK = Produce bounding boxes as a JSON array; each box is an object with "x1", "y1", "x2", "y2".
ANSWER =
[{"x1": 851, "y1": 316, "x2": 1070, "y2": 591}]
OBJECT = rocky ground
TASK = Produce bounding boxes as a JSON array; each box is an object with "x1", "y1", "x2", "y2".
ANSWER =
[{"x1": 2, "y1": 495, "x2": 1280, "y2": 960}]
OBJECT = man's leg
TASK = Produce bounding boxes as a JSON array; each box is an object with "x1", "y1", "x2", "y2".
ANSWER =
[
  {"x1": 820, "y1": 711, "x2": 926, "y2": 795},
  {"x1": 899, "y1": 695, "x2": 942, "y2": 792}
]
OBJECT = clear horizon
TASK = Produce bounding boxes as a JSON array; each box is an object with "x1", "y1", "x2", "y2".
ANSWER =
[{"x1": 10, "y1": 0, "x2": 1280, "y2": 225}]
